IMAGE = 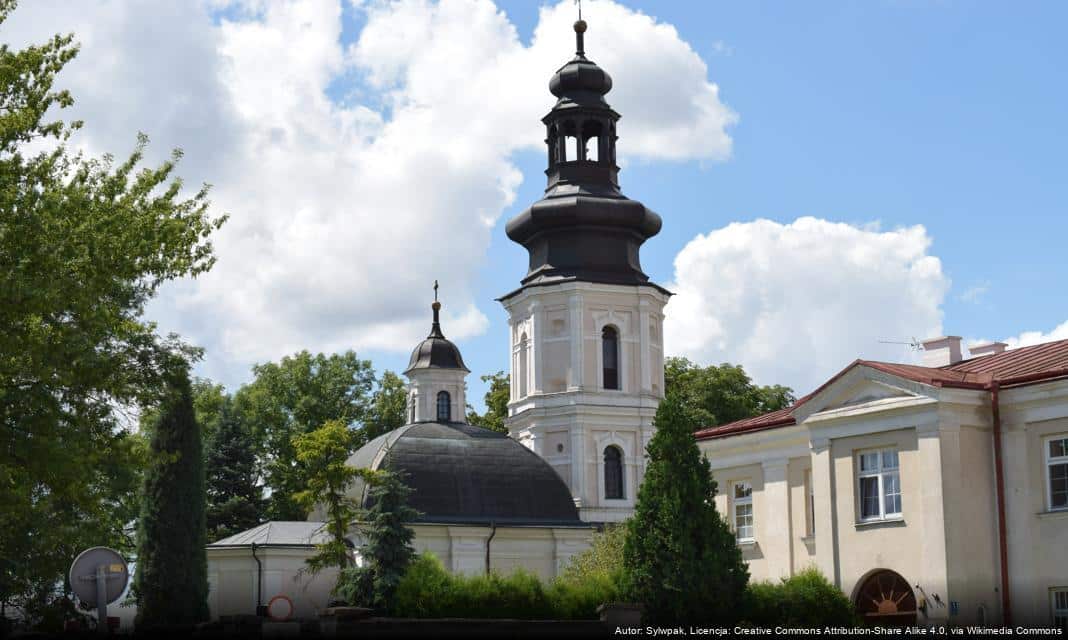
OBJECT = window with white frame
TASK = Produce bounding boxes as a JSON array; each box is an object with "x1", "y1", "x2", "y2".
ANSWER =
[
  {"x1": 1047, "y1": 436, "x2": 1068, "y2": 511},
  {"x1": 858, "y1": 449, "x2": 902, "y2": 521},
  {"x1": 1053, "y1": 588, "x2": 1068, "y2": 630},
  {"x1": 733, "y1": 481, "x2": 754, "y2": 542}
]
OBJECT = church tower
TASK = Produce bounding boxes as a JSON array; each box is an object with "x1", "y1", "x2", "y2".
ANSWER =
[
  {"x1": 405, "y1": 289, "x2": 469, "y2": 424},
  {"x1": 501, "y1": 19, "x2": 670, "y2": 523}
]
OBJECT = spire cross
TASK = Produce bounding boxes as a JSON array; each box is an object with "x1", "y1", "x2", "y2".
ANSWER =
[
  {"x1": 433, "y1": 280, "x2": 439, "y2": 302},
  {"x1": 576, "y1": 0, "x2": 582, "y2": 21}
]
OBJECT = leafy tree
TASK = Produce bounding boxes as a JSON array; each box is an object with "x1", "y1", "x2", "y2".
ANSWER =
[
  {"x1": 205, "y1": 399, "x2": 263, "y2": 542},
  {"x1": 664, "y1": 357, "x2": 795, "y2": 429},
  {"x1": 233, "y1": 350, "x2": 375, "y2": 520},
  {"x1": 134, "y1": 369, "x2": 210, "y2": 628},
  {"x1": 622, "y1": 390, "x2": 749, "y2": 624},
  {"x1": 558, "y1": 523, "x2": 626, "y2": 586},
  {"x1": 466, "y1": 371, "x2": 509, "y2": 433},
  {"x1": 0, "y1": 0, "x2": 223, "y2": 624},
  {"x1": 363, "y1": 370, "x2": 407, "y2": 441},
  {"x1": 335, "y1": 470, "x2": 419, "y2": 612},
  {"x1": 292, "y1": 420, "x2": 361, "y2": 575}
]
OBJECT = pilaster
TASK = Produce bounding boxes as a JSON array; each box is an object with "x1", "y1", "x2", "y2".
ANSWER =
[{"x1": 761, "y1": 458, "x2": 792, "y2": 579}]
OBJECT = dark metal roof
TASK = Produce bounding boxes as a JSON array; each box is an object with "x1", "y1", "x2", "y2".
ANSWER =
[
  {"x1": 504, "y1": 19, "x2": 662, "y2": 295},
  {"x1": 345, "y1": 422, "x2": 583, "y2": 526},
  {"x1": 405, "y1": 301, "x2": 468, "y2": 374}
]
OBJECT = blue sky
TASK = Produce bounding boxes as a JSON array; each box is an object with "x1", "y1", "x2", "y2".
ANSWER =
[
  {"x1": 10, "y1": 0, "x2": 1066, "y2": 412},
  {"x1": 414, "y1": 1, "x2": 1068, "y2": 407}
]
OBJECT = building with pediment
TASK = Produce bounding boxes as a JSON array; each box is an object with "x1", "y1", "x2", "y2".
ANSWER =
[{"x1": 697, "y1": 336, "x2": 1068, "y2": 627}]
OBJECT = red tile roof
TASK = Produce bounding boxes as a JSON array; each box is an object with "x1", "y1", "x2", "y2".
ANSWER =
[{"x1": 694, "y1": 338, "x2": 1068, "y2": 441}]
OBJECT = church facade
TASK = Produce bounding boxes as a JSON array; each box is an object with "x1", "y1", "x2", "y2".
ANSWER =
[{"x1": 204, "y1": 18, "x2": 666, "y2": 620}]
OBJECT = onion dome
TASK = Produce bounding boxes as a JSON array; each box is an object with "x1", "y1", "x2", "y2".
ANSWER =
[
  {"x1": 345, "y1": 422, "x2": 582, "y2": 526},
  {"x1": 405, "y1": 298, "x2": 468, "y2": 374},
  {"x1": 549, "y1": 20, "x2": 613, "y2": 109}
]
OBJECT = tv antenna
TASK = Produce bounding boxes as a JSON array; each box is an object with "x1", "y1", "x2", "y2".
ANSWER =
[
  {"x1": 69, "y1": 546, "x2": 129, "y2": 634},
  {"x1": 878, "y1": 337, "x2": 924, "y2": 351}
]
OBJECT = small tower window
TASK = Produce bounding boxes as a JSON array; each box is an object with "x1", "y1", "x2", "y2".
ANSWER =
[
  {"x1": 602, "y1": 325, "x2": 619, "y2": 390},
  {"x1": 436, "y1": 390, "x2": 451, "y2": 422},
  {"x1": 604, "y1": 445, "x2": 624, "y2": 499},
  {"x1": 518, "y1": 332, "x2": 529, "y2": 398},
  {"x1": 409, "y1": 395, "x2": 416, "y2": 423}
]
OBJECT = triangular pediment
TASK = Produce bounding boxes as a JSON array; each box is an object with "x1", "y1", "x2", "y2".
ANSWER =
[{"x1": 793, "y1": 364, "x2": 939, "y2": 424}]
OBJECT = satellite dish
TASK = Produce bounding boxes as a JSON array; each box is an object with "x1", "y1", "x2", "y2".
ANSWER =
[{"x1": 69, "y1": 547, "x2": 129, "y2": 633}]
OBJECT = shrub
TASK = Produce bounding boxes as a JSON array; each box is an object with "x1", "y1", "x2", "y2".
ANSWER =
[
  {"x1": 744, "y1": 568, "x2": 859, "y2": 627},
  {"x1": 391, "y1": 552, "x2": 617, "y2": 620}
]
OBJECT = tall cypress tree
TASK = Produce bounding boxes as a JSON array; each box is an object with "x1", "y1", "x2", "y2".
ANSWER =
[
  {"x1": 622, "y1": 390, "x2": 749, "y2": 625},
  {"x1": 206, "y1": 400, "x2": 263, "y2": 542},
  {"x1": 135, "y1": 369, "x2": 209, "y2": 628}
]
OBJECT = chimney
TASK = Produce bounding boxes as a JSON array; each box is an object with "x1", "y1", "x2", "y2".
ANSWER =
[
  {"x1": 921, "y1": 336, "x2": 964, "y2": 367},
  {"x1": 969, "y1": 341, "x2": 1008, "y2": 358}
]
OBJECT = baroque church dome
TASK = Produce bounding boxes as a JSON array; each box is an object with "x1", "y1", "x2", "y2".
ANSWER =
[
  {"x1": 344, "y1": 422, "x2": 581, "y2": 526},
  {"x1": 345, "y1": 290, "x2": 581, "y2": 526}
]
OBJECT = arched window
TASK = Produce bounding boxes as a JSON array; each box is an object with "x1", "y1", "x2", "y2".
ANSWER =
[
  {"x1": 409, "y1": 395, "x2": 416, "y2": 423},
  {"x1": 436, "y1": 390, "x2": 451, "y2": 422},
  {"x1": 602, "y1": 326, "x2": 619, "y2": 390},
  {"x1": 604, "y1": 446, "x2": 624, "y2": 499}
]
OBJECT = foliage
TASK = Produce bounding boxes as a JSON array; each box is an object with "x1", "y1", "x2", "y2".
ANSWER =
[
  {"x1": 391, "y1": 553, "x2": 616, "y2": 620},
  {"x1": 664, "y1": 357, "x2": 795, "y2": 429},
  {"x1": 466, "y1": 371, "x2": 509, "y2": 433},
  {"x1": 557, "y1": 524, "x2": 625, "y2": 587},
  {"x1": 292, "y1": 420, "x2": 361, "y2": 575},
  {"x1": 0, "y1": 0, "x2": 223, "y2": 625},
  {"x1": 205, "y1": 398, "x2": 263, "y2": 542},
  {"x1": 233, "y1": 350, "x2": 375, "y2": 520},
  {"x1": 743, "y1": 568, "x2": 859, "y2": 627},
  {"x1": 134, "y1": 369, "x2": 210, "y2": 628},
  {"x1": 622, "y1": 390, "x2": 749, "y2": 625},
  {"x1": 335, "y1": 469, "x2": 419, "y2": 611},
  {"x1": 364, "y1": 370, "x2": 407, "y2": 441}
]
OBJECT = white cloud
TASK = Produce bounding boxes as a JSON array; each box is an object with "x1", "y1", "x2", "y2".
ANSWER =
[
  {"x1": 4, "y1": 0, "x2": 736, "y2": 385},
  {"x1": 1002, "y1": 320, "x2": 1068, "y2": 349},
  {"x1": 664, "y1": 217, "x2": 950, "y2": 394},
  {"x1": 958, "y1": 280, "x2": 990, "y2": 304}
]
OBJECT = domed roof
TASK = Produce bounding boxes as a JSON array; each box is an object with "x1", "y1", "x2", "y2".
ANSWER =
[
  {"x1": 405, "y1": 300, "x2": 468, "y2": 374},
  {"x1": 345, "y1": 422, "x2": 582, "y2": 526},
  {"x1": 548, "y1": 20, "x2": 613, "y2": 109}
]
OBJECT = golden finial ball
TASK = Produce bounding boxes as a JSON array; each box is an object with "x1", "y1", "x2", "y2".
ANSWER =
[{"x1": 574, "y1": 20, "x2": 587, "y2": 33}]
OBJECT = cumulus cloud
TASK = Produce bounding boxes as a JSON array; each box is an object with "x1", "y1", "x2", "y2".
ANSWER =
[
  {"x1": 664, "y1": 217, "x2": 950, "y2": 394},
  {"x1": 4, "y1": 0, "x2": 735, "y2": 384},
  {"x1": 1001, "y1": 320, "x2": 1068, "y2": 349}
]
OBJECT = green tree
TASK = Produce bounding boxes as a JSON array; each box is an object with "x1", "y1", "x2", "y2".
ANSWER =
[
  {"x1": 233, "y1": 350, "x2": 375, "y2": 521},
  {"x1": 292, "y1": 420, "x2": 361, "y2": 575},
  {"x1": 664, "y1": 357, "x2": 795, "y2": 429},
  {"x1": 466, "y1": 371, "x2": 509, "y2": 433},
  {"x1": 622, "y1": 391, "x2": 749, "y2": 624},
  {"x1": 0, "y1": 0, "x2": 223, "y2": 624},
  {"x1": 336, "y1": 470, "x2": 419, "y2": 612},
  {"x1": 205, "y1": 399, "x2": 263, "y2": 542},
  {"x1": 134, "y1": 369, "x2": 210, "y2": 628},
  {"x1": 363, "y1": 370, "x2": 407, "y2": 442}
]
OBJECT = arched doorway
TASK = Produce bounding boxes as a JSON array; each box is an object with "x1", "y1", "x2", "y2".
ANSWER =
[{"x1": 854, "y1": 569, "x2": 918, "y2": 626}]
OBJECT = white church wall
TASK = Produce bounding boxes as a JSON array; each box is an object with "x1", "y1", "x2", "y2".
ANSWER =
[{"x1": 206, "y1": 547, "x2": 338, "y2": 621}]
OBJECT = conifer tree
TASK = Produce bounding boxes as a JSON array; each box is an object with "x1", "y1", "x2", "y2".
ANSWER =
[
  {"x1": 134, "y1": 368, "x2": 209, "y2": 628},
  {"x1": 336, "y1": 470, "x2": 419, "y2": 612},
  {"x1": 622, "y1": 390, "x2": 749, "y2": 624},
  {"x1": 205, "y1": 400, "x2": 263, "y2": 541}
]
